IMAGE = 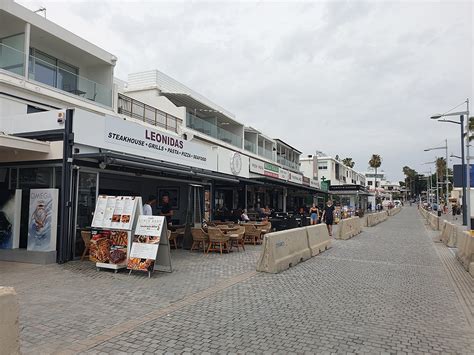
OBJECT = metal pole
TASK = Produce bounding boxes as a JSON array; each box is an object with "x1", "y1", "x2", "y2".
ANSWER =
[
  {"x1": 445, "y1": 139, "x2": 449, "y2": 212},
  {"x1": 461, "y1": 114, "x2": 467, "y2": 225},
  {"x1": 465, "y1": 98, "x2": 471, "y2": 229},
  {"x1": 436, "y1": 168, "x2": 439, "y2": 208}
]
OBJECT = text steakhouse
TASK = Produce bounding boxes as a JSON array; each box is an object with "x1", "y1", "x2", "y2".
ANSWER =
[{"x1": 107, "y1": 131, "x2": 207, "y2": 162}]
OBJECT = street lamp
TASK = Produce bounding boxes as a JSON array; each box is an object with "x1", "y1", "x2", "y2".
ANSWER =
[
  {"x1": 423, "y1": 162, "x2": 438, "y2": 207},
  {"x1": 424, "y1": 139, "x2": 448, "y2": 210},
  {"x1": 430, "y1": 99, "x2": 470, "y2": 228},
  {"x1": 421, "y1": 170, "x2": 433, "y2": 205}
]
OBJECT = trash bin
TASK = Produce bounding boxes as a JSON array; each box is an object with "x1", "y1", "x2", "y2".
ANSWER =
[{"x1": 438, "y1": 211, "x2": 442, "y2": 217}]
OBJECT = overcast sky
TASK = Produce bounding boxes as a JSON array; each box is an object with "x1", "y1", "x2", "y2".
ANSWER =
[{"x1": 19, "y1": 0, "x2": 473, "y2": 181}]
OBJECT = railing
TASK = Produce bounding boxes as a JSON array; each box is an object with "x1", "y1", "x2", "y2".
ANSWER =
[
  {"x1": 0, "y1": 43, "x2": 112, "y2": 107},
  {"x1": 187, "y1": 112, "x2": 242, "y2": 148},
  {"x1": 244, "y1": 139, "x2": 257, "y2": 154},
  {"x1": 278, "y1": 156, "x2": 299, "y2": 171},
  {"x1": 118, "y1": 94, "x2": 182, "y2": 133},
  {"x1": 258, "y1": 146, "x2": 273, "y2": 160}
]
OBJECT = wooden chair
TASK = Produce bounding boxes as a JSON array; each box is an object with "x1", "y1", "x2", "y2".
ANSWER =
[
  {"x1": 244, "y1": 224, "x2": 262, "y2": 245},
  {"x1": 80, "y1": 230, "x2": 91, "y2": 261},
  {"x1": 256, "y1": 222, "x2": 272, "y2": 238},
  {"x1": 228, "y1": 226, "x2": 245, "y2": 252},
  {"x1": 207, "y1": 227, "x2": 230, "y2": 254},
  {"x1": 169, "y1": 230, "x2": 178, "y2": 249},
  {"x1": 191, "y1": 228, "x2": 209, "y2": 253}
]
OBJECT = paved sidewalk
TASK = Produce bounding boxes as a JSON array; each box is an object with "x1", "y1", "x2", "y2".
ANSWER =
[{"x1": 1, "y1": 207, "x2": 473, "y2": 354}]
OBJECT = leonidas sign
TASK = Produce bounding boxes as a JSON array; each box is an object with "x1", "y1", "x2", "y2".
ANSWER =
[{"x1": 73, "y1": 110, "x2": 216, "y2": 171}]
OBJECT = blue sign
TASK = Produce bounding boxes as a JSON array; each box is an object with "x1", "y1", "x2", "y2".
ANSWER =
[{"x1": 453, "y1": 164, "x2": 474, "y2": 188}]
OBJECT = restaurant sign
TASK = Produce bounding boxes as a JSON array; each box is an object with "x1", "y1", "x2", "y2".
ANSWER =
[
  {"x1": 264, "y1": 162, "x2": 279, "y2": 178},
  {"x1": 310, "y1": 179, "x2": 320, "y2": 189},
  {"x1": 302, "y1": 176, "x2": 311, "y2": 186},
  {"x1": 249, "y1": 158, "x2": 265, "y2": 175},
  {"x1": 288, "y1": 172, "x2": 303, "y2": 184}
]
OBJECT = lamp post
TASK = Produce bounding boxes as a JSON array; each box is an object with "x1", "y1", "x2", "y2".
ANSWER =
[
  {"x1": 424, "y1": 139, "x2": 449, "y2": 211},
  {"x1": 423, "y1": 161, "x2": 438, "y2": 208},
  {"x1": 421, "y1": 171, "x2": 432, "y2": 205},
  {"x1": 430, "y1": 99, "x2": 470, "y2": 228}
]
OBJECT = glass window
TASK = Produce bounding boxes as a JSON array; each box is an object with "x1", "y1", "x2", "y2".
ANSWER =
[
  {"x1": 32, "y1": 50, "x2": 57, "y2": 87},
  {"x1": 19, "y1": 167, "x2": 53, "y2": 188},
  {"x1": 57, "y1": 61, "x2": 78, "y2": 92}
]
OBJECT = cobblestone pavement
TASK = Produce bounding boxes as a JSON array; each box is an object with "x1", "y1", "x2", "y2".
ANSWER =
[{"x1": 1, "y1": 207, "x2": 473, "y2": 354}]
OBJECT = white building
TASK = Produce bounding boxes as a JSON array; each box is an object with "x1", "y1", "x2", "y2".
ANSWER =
[{"x1": 0, "y1": 0, "x2": 327, "y2": 264}]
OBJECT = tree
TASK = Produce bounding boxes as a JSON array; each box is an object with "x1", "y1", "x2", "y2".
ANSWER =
[
  {"x1": 369, "y1": 154, "x2": 382, "y2": 199},
  {"x1": 469, "y1": 116, "x2": 474, "y2": 141},
  {"x1": 402, "y1": 166, "x2": 418, "y2": 198},
  {"x1": 342, "y1": 157, "x2": 355, "y2": 168}
]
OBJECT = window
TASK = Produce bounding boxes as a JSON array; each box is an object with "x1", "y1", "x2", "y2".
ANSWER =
[
  {"x1": 368, "y1": 181, "x2": 373, "y2": 186},
  {"x1": 29, "y1": 49, "x2": 78, "y2": 92},
  {"x1": 318, "y1": 165, "x2": 328, "y2": 170},
  {"x1": 27, "y1": 105, "x2": 47, "y2": 114}
]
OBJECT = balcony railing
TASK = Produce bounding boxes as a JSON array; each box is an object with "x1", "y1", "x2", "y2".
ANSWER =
[
  {"x1": 187, "y1": 113, "x2": 242, "y2": 148},
  {"x1": 0, "y1": 43, "x2": 112, "y2": 107},
  {"x1": 278, "y1": 156, "x2": 299, "y2": 171},
  {"x1": 118, "y1": 94, "x2": 182, "y2": 133},
  {"x1": 244, "y1": 139, "x2": 257, "y2": 154},
  {"x1": 258, "y1": 146, "x2": 273, "y2": 160}
]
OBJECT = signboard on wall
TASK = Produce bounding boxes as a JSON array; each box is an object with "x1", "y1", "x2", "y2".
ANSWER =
[
  {"x1": 27, "y1": 189, "x2": 59, "y2": 252},
  {"x1": 288, "y1": 172, "x2": 303, "y2": 184},
  {"x1": 73, "y1": 110, "x2": 217, "y2": 171},
  {"x1": 0, "y1": 189, "x2": 21, "y2": 249},
  {"x1": 249, "y1": 158, "x2": 265, "y2": 175}
]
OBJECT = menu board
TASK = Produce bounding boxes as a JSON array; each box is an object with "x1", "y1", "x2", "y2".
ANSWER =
[
  {"x1": 92, "y1": 196, "x2": 138, "y2": 230},
  {"x1": 127, "y1": 216, "x2": 165, "y2": 272}
]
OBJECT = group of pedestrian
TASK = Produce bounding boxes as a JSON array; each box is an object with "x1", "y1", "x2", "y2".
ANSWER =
[{"x1": 308, "y1": 200, "x2": 336, "y2": 236}]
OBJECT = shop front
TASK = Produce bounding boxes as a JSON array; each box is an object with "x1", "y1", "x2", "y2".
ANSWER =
[{"x1": 329, "y1": 184, "x2": 369, "y2": 216}]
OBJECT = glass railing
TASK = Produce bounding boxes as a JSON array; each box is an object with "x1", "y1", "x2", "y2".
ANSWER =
[
  {"x1": 244, "y1": 139, "x2": 257, "y2": 154},
  {"x1": 0, "y1": 44, "x2": 113, "y2": 107},
  {"x1": 278, "y1": 156, "x2": 299, "y2": 171},
  {"x1": 187, "y1": 113, "x2": 242, "y2": 148},
  {"x1": 0, "y1": 43, "x2": 25, "y2": 76},
  {"x1": 28, "y1": 54, "x2": 112, "y2": 107},
  {"x1": 258, "y1": 146, "x2": 273, "y2": 160}
]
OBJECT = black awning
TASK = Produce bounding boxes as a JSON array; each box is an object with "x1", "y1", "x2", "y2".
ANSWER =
[
  {"x1": 251, "y1": 176, "x2": 327, "y2": 194},
  {"x1": 73, "y1": 151, "x2": 241, "y2": 184}
]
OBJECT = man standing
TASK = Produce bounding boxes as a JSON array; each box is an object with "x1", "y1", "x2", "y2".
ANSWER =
[
  {"x1": 321, "y1": 200, "x2": 335, "y2": 237},
  {"x1": 160, "y1": 194, "x2": 173, "y2": 224},
  {"x1": 143, "y1": 195, "x2": 156, "y2": 216}
]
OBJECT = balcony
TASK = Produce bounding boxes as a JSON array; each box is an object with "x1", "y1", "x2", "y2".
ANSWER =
[
  {"x1": 187, "y1": 112, "x2": 242, "y2": 148},
  {"x1": 244, "y1": 139, "x2": 257, "y2": 154},
  {"x1": 0, "y1": 43, "x2": 113, "y2": 107},
  {"x1": 118, "y1": 94, "x2": 182, "y2": 133},
  {"x1": 258, "y1": 146, "x2": 273, "y2": 161},
  {"x1": 277, "y1": 156, "x2": 299, "y2": 171}
]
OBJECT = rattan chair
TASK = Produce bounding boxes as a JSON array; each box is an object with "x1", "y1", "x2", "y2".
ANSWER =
[
  {"x1": 80, "y1": 230, "x2": 91, "y2": 261},
  {"x1": 191, "y1": 228, "x2": 209, "y2": 253},
  {"x1": 207, "y1": 227, "x2": 230, "y2": 254},
  {"x1": 228, "y1": 226, "x2": 246, "y2": 252},
  {"x1": 169, "y1": 231, "x2": 178, "y2": 249},
  {"x1": 256, "y1": 222, "x2": 272, "y2": 237},
  {"x1": 244, "y1": 224, "x2": 262, "y2": 245}
]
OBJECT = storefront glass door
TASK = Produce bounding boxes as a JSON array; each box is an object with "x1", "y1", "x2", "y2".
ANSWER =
[{"x1": 73, "y1": 171, "x2": 98, "y2": 258}]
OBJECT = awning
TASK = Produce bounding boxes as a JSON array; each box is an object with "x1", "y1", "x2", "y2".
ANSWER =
[
  {"x1": 0, "y1": 133, "x2": 50, "y2": 153},
  {"x1": 73, "y1": 151, "x2": 241, "y2": 184},
  {"x1": 160, "y1": 92, "x2": 239, "y2": 125},
  {"x1": 251, "y1": 176, "x2": 326, "y2": 194}
]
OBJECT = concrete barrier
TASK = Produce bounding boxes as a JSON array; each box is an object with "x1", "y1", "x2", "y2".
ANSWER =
[
  {"x1": 256, "y1": 227, "x2": 312, "y2": 273},
  {"x1": 456, "y1": 231, "x2": 474, "y2": 272},
  {"x1": 0, "y1": 287, "x2": 20, "y2": 355},
  {"x1": 469, "y1": 262, "x2": 474, "y2": 278},
  {"x1": 438, "y1": 220, "x2": 460, "y2": 247},
  {"x1": 366, "y1": 211, "x2": 388, "y2": 227},
  {"x1": 387, "y1": 207, "x2": 401, "y2": 216},
  {"x1": 336, "y1": 217, "x2": 362, "y2": 240},
  {"x1": 427, "y1": 212, "x2": 440, "y2": 230},
  {"x1": 305, "y1": 224, "x2": 331, "y2": 256}
]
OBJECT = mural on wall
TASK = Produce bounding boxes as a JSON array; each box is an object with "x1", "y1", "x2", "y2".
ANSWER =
[
  {"x1": 0, "y1": 189, "x2": 21, "y2": 249},
  {"x1": 27, "y1": 189, "x2": 59, "y2": 252}
]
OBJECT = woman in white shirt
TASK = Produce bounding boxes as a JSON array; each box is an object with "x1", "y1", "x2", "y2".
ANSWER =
[{"x1": 240, "y1": 209, "x2": 250, "y2": 222}]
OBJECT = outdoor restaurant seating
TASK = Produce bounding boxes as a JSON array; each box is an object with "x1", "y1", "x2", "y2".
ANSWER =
[
  {"x1": 256, "y1": 222, "x2": 272, "y2": 236},
  {"x1": 243, "y1": 224, "x2": 263, "y2": 245},
  {"x1": 228, "y1": 226, "x2": 246, "y2": 252},
  {"x1": 207, "y1": 227, "x2": 230, "y2": 254},
  {"x1": 191, "y1": 228, "x2": 209, "y2": 253}
]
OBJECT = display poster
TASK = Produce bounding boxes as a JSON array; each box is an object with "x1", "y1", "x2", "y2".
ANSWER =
[
  {"x1": 103, "y1": 196, "x2": 117, "y2": 228},
  {"x1": 0, "y1": 189, "x2": 22, "y2": 249},
  {"x1": 111, "y1": 197, "x2": 125, "y2": 228},
  {"x1": 127, "y1": 216, "x2": 164, "y2": 272},
  {"x1": 89, "y1": 229, "x2": 129, "y2": 264},
  {"x1": 27, "y1": 189, "x2": 59, "y2": 252},
  {"x1": 91, "y1": 195, "x2": 108, "y2": 228}
]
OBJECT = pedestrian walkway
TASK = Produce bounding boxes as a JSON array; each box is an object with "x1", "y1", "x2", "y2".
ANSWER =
[{"x1": 1, "y1": 207, "x2": 473, "y2": 354}]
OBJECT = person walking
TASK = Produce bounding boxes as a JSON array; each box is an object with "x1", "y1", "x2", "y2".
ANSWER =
[
  {"x1": 143, "y1": 195, "x2": 156, "y2": 216},
  {"x1": 309, "y1": 203, "x2": 319, "y2": 225},
  {"x1": 321, "y1": 200, "x2": 335, "y2": 236}
]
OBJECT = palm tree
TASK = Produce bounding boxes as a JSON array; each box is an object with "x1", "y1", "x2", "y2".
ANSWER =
[
  {"x1": 342, "y1": 157, "x2": 355, "y2": 168},
  {"x1": 402, "y1": 166, "x2": 418, "y2": 199},
  {"x1": 369, "y1": 154, "x2": 382, "y2": 198},
  {"x1": 436, "y1": 157, "x2": 447, "y2": 203}
]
